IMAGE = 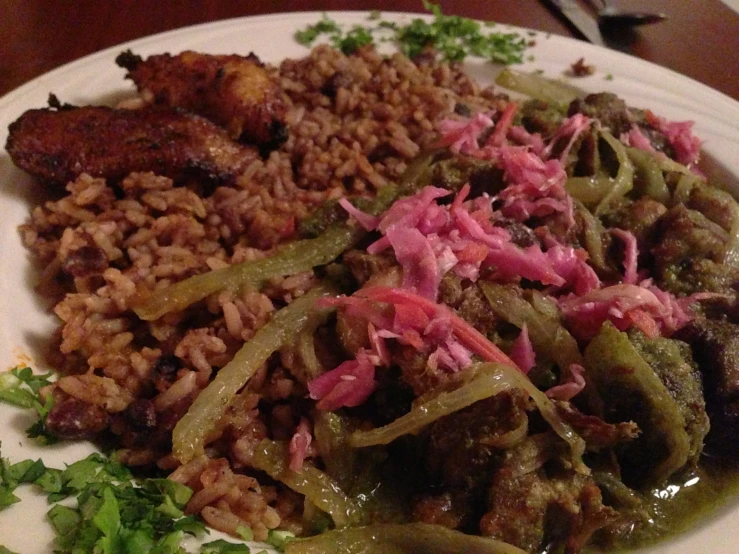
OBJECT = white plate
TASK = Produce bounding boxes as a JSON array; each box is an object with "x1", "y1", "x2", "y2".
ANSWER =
[{"x1": 1, "y1": 11, "x2": 738, "y2": 554}]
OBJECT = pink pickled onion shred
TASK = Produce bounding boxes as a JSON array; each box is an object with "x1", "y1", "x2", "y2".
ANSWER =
[
  {"x1": 510, "y1": 324, "x2": 536, "y2": 374},
  {"x1": 386, "y1": 226, "x2": 440, "y2": 300},
  {"x1": 621, "y1": 125, "x2": 657, "y2": 154},
  {"x1": 288, "y1": 417, "x2": 313, "y2": 472},
  {"x1": 546, "y1": 364, "x2": 587, "y2": 401},
  {"x1": 338, "y1": 198, "x2": 379, "y2": 231},
  {"x1": 645, "y1": 110, "x2": 702, "y2": 167},
  {"x1": 359, "y1": 286, "x2": 520, "y2": 370},
  {"x1": 611, "y1": 228, "x2": 639, "y2": 285},
  {"x1": 308, "y1": 349, "x2": 377, "y2": 411}
]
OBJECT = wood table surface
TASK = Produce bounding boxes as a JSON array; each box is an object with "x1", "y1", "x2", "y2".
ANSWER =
[{"x1": 1, "y1": 0, "x2": 738, "y2": 101}]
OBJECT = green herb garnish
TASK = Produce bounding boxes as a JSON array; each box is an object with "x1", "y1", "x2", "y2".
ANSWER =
[
  {"x1": 294, "y1": 14, "x2": 342, "y2": 46},
  {"x1": 0, "y1": 366, "x2": 57, "y2": 445},
  {"x1": 0, "y1": 451, "x2": 210, "y2": 553},
  {"x1": 333, "y1": 25, "x2": 374, "y2": 55},
  {"x1": 294, "y1": 2, "x2": 529, "y2": 64}
]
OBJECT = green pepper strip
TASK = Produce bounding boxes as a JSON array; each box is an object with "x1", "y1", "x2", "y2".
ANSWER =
[
  {"x1": 480, "y1": 283, "x2": 605, "y2": 417},
  {"x1": 481, "y1": 283, "x2": 581, "y2": 367},
  {"x1": 594, "y1": 130, "x2": 635, "y2": 216},
  {"x1": 495, "y1": 68, "x2": 581, "y2": 109},
  {"x1": 133, "y1": 226, "x2": 363, "y2": 321},
  {"x1": 172, "y1": 285, "x2": 336, "y2": 463},
  {"x1": 252, "y1": 439, "x2": 361, "y2": 528},
  {"x1": 626, "y1": 146, "x2": 670, "y2": 204},
  {"x1": 573, "y1": 199, "x2": 608, "y2": 270},
  {"x1": 284, "y1": 522, "x2": 529, "y2": 554},
  {"x1": 348, "y1": 365, "x2": 515, "y2": 448},
  {"x1": 348, "y1": 363, "x2": 588, "y2": 474},
  {"x1": 566, "y1": 130, "x2": 635, "y2": 216}
]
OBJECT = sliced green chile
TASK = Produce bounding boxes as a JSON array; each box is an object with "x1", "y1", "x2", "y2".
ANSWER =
[
  {"x1": 133, "y1": 226, "x2": 362, "y2": 321},
  {"x1": 348, "y1": 363, "x2": 588, "y2": 474},
  {"x1": 172, "y1": 285, "x2": 336, "y2": 463},
  {"x1": 252, "y1": 440, "x2": 361, "y2": 528},
  {"x1": 313, "y1": 411, "x2": 356, "y2": 492},
  {"x1": 627, "y1": 146, "x2": 670, "y2": 204},
  {"x1": 284, "y1": 522, "x2": 528, "y2": 554},
  {"x1": 495, "y1": 68, "x2": 581, "y2": 109},
  {"x1": 573, "y1": 199, "x2": 608, "y2": 270},
  {"x1": 583, "y1": 322, "x2": 691, "y2": 487},
  {"x1": 479, "y1": 283, "x2": 583, "y2": 372},
  {"x1": 565, "y1": 129, "x2": 635, "y2": 216}
]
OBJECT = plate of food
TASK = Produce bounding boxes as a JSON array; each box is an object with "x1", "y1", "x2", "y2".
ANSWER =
[{"x1": 1, "y1": 7, "x2": 738, "y2": 554}]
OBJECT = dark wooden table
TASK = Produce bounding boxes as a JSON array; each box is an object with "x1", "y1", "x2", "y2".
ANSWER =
[{"x1": 1, "y1": 0, "x2": 738, "y2": 101}]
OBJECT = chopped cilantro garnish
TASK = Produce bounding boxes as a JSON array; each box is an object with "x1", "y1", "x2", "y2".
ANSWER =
[
  {"x1": 0, "y1": 366, "x2": 53, "y2": 409},
  {"x1": 294, "y1": 14, "x2": 342, "y2": 46},
  {"x1": 293, "y1": 2, "x2": 529, "y2": 65},
  {"x1": 368, "y1": 10, "x2": 382, "y2": 21},
  {"x1": 0, "y1": 366, "x2": 57, "y2": 444},
  {"x1": 0, "y1": 450, "x2": 208, "y2": 553},
  {"x1": 333, "y1": 25, "x2": 374, "y2": 54},
  {"x1": 0, "y1": 547, "x2": 19, "y2": 554},
  {"x1": 605, "y1": 73, "x2": 614, "y2": 81}
]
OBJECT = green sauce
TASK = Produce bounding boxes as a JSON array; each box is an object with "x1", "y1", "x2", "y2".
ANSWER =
[{"x1": 609, "y1": 457, "x2": 739, "y2": 550}]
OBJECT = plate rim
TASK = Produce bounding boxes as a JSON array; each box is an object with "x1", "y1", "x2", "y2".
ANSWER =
[
  {"x1": 0, "y1": 9, "x2": 738, "y2": 554},
  {"x1": 1, "y1": 10, "x2": 738, "y2": 113}
]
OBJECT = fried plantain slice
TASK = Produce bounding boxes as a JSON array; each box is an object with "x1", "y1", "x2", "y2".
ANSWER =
[
  {"x1": 6, "y1": 104, "x2": 259, "y2": 186},
  {"x1": 117, "y1": 50, "x2": 289, "y2": 148}
]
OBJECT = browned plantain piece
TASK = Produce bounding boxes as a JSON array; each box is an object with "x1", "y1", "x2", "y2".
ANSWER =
[
  {"x1": 6, "y1": 105, "x2": 258, "y2": 186},
  {"x1": 116, "y1": 50, "x2": 289, "y2": 147}
]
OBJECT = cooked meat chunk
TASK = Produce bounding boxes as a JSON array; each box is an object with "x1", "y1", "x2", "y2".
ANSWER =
[
  {"x1": 6, "y1": 105, "x2": 258, "y2": 186},
  {"x1": 686, "y1": 184, "x2": 738, "y2": 232},
  {"x1": 343, "y1": 250, "x2": 399, "y2": 286},
  {"x1": 438, "y1": 275, "x2": 499, "y2": 341},
  {"x1": 673, "y1": 319, "x2": 739, "y2": 456},
  {"x1": 494, "y1": 218, "x2": 539, "y2": 247},
  {"x1": 602, "y1": 197, "x2": 667, "y2": 255},
  {"x1": 650, "y1": 204, "x2": 739, "y2": 296},
  {"x1": 412, "y1": 492, "x2": 466, "y2": 530},
  {"x1": 628, "y1": 331, "x2": 710, "y2": 465},
  {"x1": 412, "y1": 391, "x2": 529, "y2": 530},
  {"x1": 426, "y1": 391, "x2": 528, "y2": 492},
  {"x1": 568, "y1": 93, "x2": 634, "y2": 136},
  {"x1": 117, "y1": 50, "x2": 288, "y2": 147},
  {"x1": 567, "y1": 92, "x2": 675, "y2": 157},
  {"x1": 520, "y1": 98, "x2": 566, "y2": 137},
  {"x1": 430, "y1": 155, "x2": 504, "y2": 198},
  {"x1": 391, "y1": 344, "x2": 446, "y2": 396},
  {"x1": 556, "y1": 402, "x2": 640, "y2": 452},
  {"x1": 480, "y1": 436, "x2": 618, "y2": 553}
]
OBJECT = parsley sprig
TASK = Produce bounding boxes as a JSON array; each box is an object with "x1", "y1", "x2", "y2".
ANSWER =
[
  {"x1": 294, "y1": 2, "x2": 529, "y2": 64},
  {"x1": 0, "y1": 366, "x2": 57, "y2": 444},
  {"x1": 0, "y1": 451, "x2": 262, "y2": 553}
]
